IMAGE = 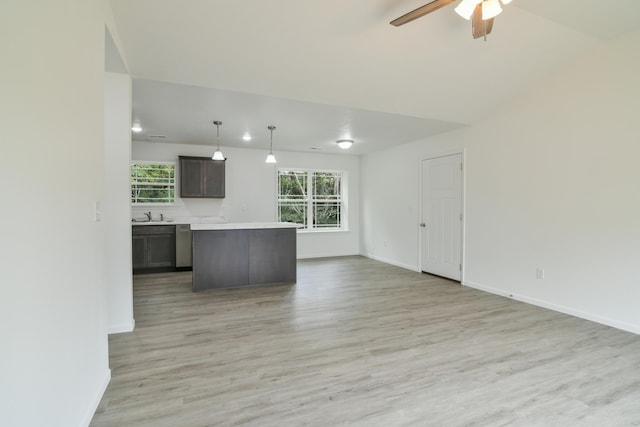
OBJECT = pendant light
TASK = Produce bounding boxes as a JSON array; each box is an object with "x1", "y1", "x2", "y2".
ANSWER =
[
  {"x1": 265, "y1": 125, "x2": 277, "y2": 164},
  {"x1": 212, "y1": 120, "x2": 225, "y2": 160}
]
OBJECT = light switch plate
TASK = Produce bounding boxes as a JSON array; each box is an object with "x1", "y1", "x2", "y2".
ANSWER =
[{"x1": 94, "y1": 201, "x2": 102, "y2": 222}]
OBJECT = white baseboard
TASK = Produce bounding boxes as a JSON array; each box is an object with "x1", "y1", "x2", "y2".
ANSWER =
[
  {"x1": 360, "y1": 252, "x2": 420, "y2": 273},
  {"x1": 81, "y1": 368, "x2": 111, "y2": 427},
  {"x1": 108, "y1": 318, "x2": 135, "y2": 334},
  {"x1": 297, "y1": 252, "x2": 360, "y2": 260},
  {"x1": 463, "y1": 280, "x2": 640, "y2": 336}
]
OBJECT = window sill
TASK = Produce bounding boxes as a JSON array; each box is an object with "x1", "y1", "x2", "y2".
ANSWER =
[
  {"x1": 297, "y1": 228, "x2": 349, "y2": 234},
  {"x1": 132, "y1": 203, "x2": 178, "y2": 207}
]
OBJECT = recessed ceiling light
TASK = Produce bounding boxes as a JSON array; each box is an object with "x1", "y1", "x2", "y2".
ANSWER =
[
  {"x1": 242, "y1": 132, "x2": 252, "y2": 141},
  {"x1": 131, "y1": 124, "x2": 142, "y2": 132}
]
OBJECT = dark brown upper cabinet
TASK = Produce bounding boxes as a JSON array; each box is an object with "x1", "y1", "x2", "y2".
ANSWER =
[{"x1": 179, "y1": 156, "x2": 225, "y2": 198}]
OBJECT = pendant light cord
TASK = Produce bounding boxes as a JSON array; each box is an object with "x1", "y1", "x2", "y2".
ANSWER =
[
  {"x1": 214, "y1": 120, "x2": 222, "y2": 151},
  {"x1": 268, "y1": 125, "x2": 275, "y2": 153}
]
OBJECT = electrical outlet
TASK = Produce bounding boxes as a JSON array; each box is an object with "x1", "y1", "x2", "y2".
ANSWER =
[{"x1": 536, "y1": 268, "x2": 545, "y2": 280}]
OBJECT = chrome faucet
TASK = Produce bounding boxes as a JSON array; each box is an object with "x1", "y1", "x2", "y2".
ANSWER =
[{"x1": 144, "y1": 212, "x2": 152, "y2": 221}]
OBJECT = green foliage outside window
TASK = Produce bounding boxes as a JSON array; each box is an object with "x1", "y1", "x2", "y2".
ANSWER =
[
  {"x1": 312, "y1": 172, "x2": 341, "y2": 228},
  {"x1": 131, "y1": 163, "x2": 175, "y2": 204},
  {"x1": 278, "y1": 170, "x2": 343, "y2": 229}
]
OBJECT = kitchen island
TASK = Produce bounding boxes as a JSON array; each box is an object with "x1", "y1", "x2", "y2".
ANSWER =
[{"x1": 190, "y1": 222, "x2": 299, "y2": 291}]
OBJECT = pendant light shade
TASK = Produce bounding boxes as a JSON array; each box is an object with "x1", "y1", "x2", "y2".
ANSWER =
[
  {"x1": 481, "y1": 0, "x2": 502, "y2": 20},
  {"x1": 265, "y1": 125, "x2": 277, "y2": 164},
  {"x1": 454, "y1": 0, "x2": 482, "y2": 20},
  {"x1": 212, "y1": 120, "x2": 225, "y2": 160}
]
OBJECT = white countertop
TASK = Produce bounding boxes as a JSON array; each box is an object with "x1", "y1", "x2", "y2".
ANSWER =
[
  {"x1": 131, "y1": 216, "x2": 226, "y2": 226},
  {"x1": 190, "y1": 222, "x2": 301, "y2": 231},
  {"x1": 131, "y1": 218, "x2": 302, "y2": 230}
]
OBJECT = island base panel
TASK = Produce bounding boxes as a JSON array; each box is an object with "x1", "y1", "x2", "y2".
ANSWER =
[
  {"x1": 249, "y1": 228, "x2": 297, "y2": 285},
  {"x1": 192, "y1": 230, "x2": 249, "y2": 291},
  {"x1": 192, "y1": 228, "x2": 296, "y2": 291}
]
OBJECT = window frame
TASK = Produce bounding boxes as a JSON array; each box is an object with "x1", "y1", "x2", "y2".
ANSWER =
[
  {"x1": 130, "y1": 161, "x2": 177, "y2": 206},
  {"x1": 277, "y1": 168, "x2": 347, "y2": 233}
]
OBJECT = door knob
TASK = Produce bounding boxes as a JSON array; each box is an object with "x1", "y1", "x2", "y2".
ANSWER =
[{"x1": 420, "y1": 223, "x2": 426, "y2": 227}]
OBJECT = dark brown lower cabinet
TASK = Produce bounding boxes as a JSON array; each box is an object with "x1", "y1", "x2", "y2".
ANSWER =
[
  {"x1": 132, "y1": 225, "x2": 176, "y2": 274},
  {"x1": 192, "y1": 227, "x2": 296, "y2": 291}
]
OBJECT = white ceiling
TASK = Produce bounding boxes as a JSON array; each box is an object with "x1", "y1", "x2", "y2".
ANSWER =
[
  {"x1": 131, "y1": 79, "x2": 464, "y2": 154},
  {"x1": 109, "y1": 0, "x2": 640, "y2": 155}
]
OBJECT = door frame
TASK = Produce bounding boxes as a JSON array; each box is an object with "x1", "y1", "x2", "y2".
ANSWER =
[{"x1": 418, "y1": 149, "x2": 466, "y2": 282}]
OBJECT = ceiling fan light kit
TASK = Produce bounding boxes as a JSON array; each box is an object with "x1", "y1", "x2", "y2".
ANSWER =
[
  {"x1": 454, "y1": 0, "x2": 481, "y2": 20},
  {"x1": 392, "y1": 0, "x2": 515, "y2": 39},
  {"x1": 481, "y1": 0, "x2": 503, "y2": 20}
]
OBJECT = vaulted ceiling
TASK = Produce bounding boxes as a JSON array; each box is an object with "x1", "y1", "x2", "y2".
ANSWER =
[{"x1": 109, "y1": 0, "x2": 640, "y2": 155}]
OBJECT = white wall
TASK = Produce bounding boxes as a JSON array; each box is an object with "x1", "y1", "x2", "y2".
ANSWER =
[
  {"x1": 361, "y1": 30, "x2": 640, "y2": 334},
  {"x1": 104, "y1": 72, "x2": 134, "y2": 334},
  {"x1": 132, "y1": 141, "x2": 360, "y2": 258},
  {"x1": 0, "y1": 1, "x2": 115, "y2": 426},
  {"x1": 361, "y1": 142, "x2": 460, "y2": 271}
]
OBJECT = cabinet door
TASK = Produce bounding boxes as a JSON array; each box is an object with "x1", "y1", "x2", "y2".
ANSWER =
[
  {"x1": 147, "y1": 234, "x2": 176, "y2": 268},
  {"x1": 204, "y1": 160, "x2": 225, "y2": 198},
  {"x1": 180, "y1": 156, "x2": 225, "y2": 198},
  {"x1": 180, "y1": 158, "x2": 203, "y2": 197},
  {"x1": 132, "y1": 235, "x2": 147, "y2": 270}
]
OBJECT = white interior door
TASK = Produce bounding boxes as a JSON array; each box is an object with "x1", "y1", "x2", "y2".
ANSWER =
[{"x1": 421, "y1": 154, "x2": 463, "y2": 281}]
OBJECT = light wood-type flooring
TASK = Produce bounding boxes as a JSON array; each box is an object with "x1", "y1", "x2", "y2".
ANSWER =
[{"x1": 91, "y1": 256, "x2": 640, "y2": 426}]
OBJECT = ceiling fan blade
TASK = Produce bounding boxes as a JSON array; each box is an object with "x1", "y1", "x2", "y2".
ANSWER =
[
  {"x1": 390, "y1": 0, "x2": 456, "y2": 26},
  {"x1": 472, "y1": 4, "x2": 494, "y2": 39}
]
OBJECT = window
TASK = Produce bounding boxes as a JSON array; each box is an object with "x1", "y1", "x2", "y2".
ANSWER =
[
  {"x1": 131, "y1": 162, "x2": 176, "y2": 205},
  {"x1": 278, "y1": 169, "x2": 344, "y2": 230}
]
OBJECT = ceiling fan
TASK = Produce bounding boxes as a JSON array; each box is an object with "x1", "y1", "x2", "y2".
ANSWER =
[{"x1": 390, "y1": 0, "x2": 513, "y2": 40}]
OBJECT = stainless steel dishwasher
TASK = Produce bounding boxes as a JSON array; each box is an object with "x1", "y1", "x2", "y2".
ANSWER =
[{"x1": 175, "y1": 224, "x2": 193, "y2": 269}]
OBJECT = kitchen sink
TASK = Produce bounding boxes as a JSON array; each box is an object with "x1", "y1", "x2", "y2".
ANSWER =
[{"x1": 132, "y1": 217, "x2": 174, "y2": 223}]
